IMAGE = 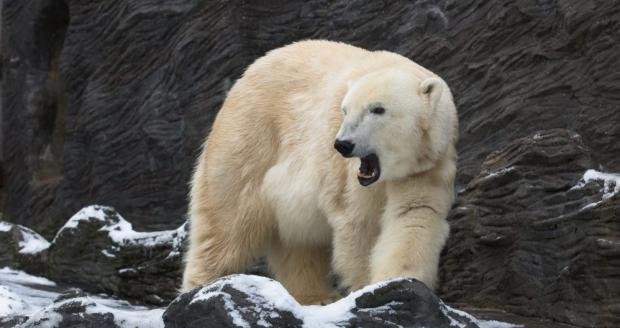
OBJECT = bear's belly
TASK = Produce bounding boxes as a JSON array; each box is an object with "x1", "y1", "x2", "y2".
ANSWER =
[{"x1": 262, "y1": 159, "x2": 332, "y2": 246}]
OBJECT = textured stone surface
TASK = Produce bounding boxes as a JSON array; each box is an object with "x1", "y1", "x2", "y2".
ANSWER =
[
  {"x1": 440, "y1": 129, "x2": 620, "y2": 327},
  {"x1": 3, "y1": 0, "x2": 619, "y2": 238}
]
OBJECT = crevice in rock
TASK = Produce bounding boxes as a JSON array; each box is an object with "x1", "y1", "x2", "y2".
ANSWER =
[{"x1": 31, "y1": 0, "x2": 69, "y2": 186}]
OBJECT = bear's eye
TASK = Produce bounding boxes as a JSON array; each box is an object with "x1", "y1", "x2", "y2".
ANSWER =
[
  {"x1": 341, "y1": 107, "x2": 347, "y2": 115},
  {"x1": 370, "y1": 107, "x2": 385, "y2": 115}
]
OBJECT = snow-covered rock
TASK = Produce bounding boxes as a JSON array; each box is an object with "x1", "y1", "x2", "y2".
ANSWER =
[
  {"x1": 164, "y1": 275, "x2": 520, "y2": 328},
  {"x1": 0, "y1": 222, "x2": 50, "y2": 274},
  {"x1": 572, "y1": 169, "x2": 620, "y2": 210},
  {"x1": 47, "y1": 206, "x2": 188, "y2": 304},
  {"x1": 0, "y1": 267, "x2": 164, "y2": 328},
  {"x1": 53, "y1": 206, "x2": 187, "y2": 249},
  {"x1": 1, "y1": 268, "x2": 525, "y2": 328}
]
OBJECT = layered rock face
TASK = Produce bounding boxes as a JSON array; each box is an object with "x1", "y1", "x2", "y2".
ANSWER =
[
  {"x1": 440, "y1": 129, "x2": 620, "y2": 327},
  {"x1": 3, "y1": 0, "x2": 619, "y2": 237}
]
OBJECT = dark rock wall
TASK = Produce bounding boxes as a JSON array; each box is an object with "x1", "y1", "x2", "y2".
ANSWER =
[{"x1": 3, "y1": 0, "x2": 619, "y2": 237}]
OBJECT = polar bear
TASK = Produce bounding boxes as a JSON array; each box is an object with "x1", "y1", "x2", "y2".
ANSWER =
[{"x1": 182, "y1": 40, "x2": 457, "y2": 305}]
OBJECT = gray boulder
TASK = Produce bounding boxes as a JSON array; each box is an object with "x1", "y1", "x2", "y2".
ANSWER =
[{"x1": 47, "y1": 205, "x2": 187, "y2": 305}]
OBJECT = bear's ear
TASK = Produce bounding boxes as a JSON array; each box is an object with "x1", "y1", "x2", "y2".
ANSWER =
[
  {"x1": 419, "y1": 77, "x2": 443, "y2": 110},
  {"x1": 418, "y1": 77, "x2": 443, "y2": 131}
]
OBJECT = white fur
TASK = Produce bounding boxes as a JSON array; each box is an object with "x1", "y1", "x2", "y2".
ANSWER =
[{"x1": 183, "y1": 40, "x2": 458, "y2": 304}]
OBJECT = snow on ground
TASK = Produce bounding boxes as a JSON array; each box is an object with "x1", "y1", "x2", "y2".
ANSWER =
[
  {"x1": 0, "y1": 267, "x2": 61, "y2": 317},
  {"x1": 572, "y1": 169, "x2": 620, "y2": 210},
  {"x1": 52, "y1": 205, "x2": 186, "y2": 251},
  {"x1": 0, "y1": 267, "x2": 164, "y2": 328}
]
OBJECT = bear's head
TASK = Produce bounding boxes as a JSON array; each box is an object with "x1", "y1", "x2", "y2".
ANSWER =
[{"x1": 335, "y1": 67, "x2": 457, "y2": 186}]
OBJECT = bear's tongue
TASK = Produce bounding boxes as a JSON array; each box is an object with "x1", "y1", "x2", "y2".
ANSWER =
[
  {"x1": 358, "y1": 160, "x2": 374, "y2": 178},
  {"x1": 357, "y1": 154, "x2": 380, "y2": 186}
]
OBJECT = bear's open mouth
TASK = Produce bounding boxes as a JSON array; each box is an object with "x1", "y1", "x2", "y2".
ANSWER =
[{"x1": 357, "y1": 153, "x2": 380, "y2": 186}]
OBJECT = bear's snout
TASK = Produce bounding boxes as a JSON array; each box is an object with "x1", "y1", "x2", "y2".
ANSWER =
[{"x1": 334, "y1": 139, "x2": 355, "y2": 157}]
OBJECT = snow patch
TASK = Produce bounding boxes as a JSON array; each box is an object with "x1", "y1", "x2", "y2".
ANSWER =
[
  {"x1": 0, "y1": 221, "x2": 12, "y2": 232},
  {"x1": 17, "y1": 226, "x2": 51, "y2": 254},
  {"x1": 0, "y1": 267, "x2": 59, "y2": 317},
  {"x1": 101, "y1": 249, "x2": 116, "y2": 258},
  {"x1": 0, "y1": 267, "x2": 56, "y2": 287},
  {"x1": 582, "y1": 169, "x2": 620, "y2": 199},
  {"x1": 0, "y1": 285, "x2": 30, "y2": 317},
  {"x1": 0, "y1": 222, "x2": 50, "y2": 254},
  {"x1": 54, "y1": 205, "x2": 186, "y2": 254},
  {"x1": 441, "y1": 303, "x2": 522, "y2": 328},
  {"x1": 480, "y1": 167, "x2": 515, "y2": 180},
  {"x1": 20, "y1": 297, "x2": 164, "y2": 328},
  {"x1": 572, "y1": 169, "x2": 620, "y2": 210}
]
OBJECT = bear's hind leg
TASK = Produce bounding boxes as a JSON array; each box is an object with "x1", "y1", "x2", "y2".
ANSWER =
[
  {"x1": 267, "y1": 240, "x2": 338, "y2": 305},
  {"x1": 182, "y1": 187, "x2": 274, "y2": 291}
]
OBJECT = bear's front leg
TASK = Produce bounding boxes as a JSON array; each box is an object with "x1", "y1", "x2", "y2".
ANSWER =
[
  {"x1": 331, "y1": 213, "x2": 380, "y2": 292},
  {"x1": 369, "y1": 205, "x2": 449, "y2": 289}
]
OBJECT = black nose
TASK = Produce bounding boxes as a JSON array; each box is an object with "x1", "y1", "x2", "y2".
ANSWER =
[{"x1": 334, "y1": 139, "x2": 355, "y2": 157}]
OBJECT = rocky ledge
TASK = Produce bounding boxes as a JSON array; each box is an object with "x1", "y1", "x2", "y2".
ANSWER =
[
  {"x1": 441, "y1": 129, "x2": 620, "y2": 327},
  {"x1": 2, "y1": 266, "x2": 523, "y2": 328}
]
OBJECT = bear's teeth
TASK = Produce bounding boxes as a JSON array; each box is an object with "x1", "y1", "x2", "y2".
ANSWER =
[{"x1": 357, "y1": 170, "x2": 373, "y2": 179}]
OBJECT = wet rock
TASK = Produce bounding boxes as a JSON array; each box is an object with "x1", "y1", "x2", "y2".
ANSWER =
[
  {"x1": 47, "y1": 205, "x2": 187, "y2": 305},
  {"x1": 164, "y1": 275, "x2": 511, "y2": 328},
  {"x1": 440, "y1": 129, "x2": 620, "y2": 327}
]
